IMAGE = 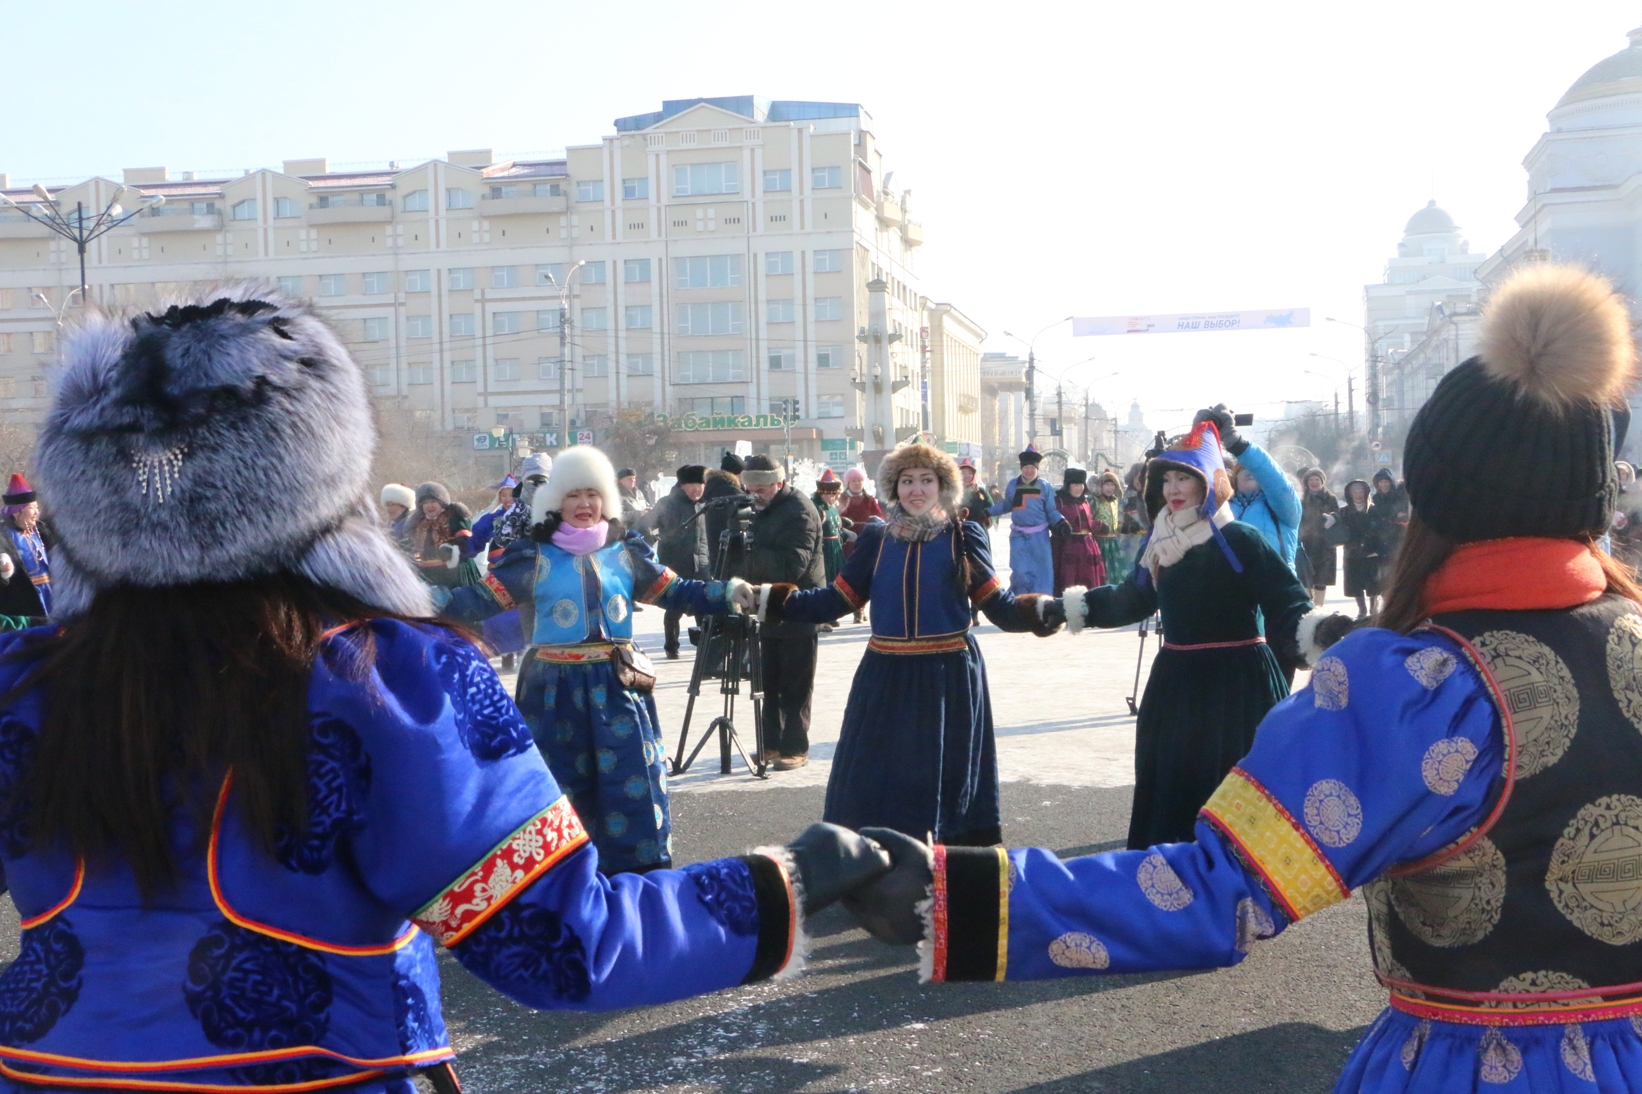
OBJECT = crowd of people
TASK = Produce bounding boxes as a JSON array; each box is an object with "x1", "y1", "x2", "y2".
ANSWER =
[{"x1": 0, "y1": 264, "x2": 1639, "y2": 1093}]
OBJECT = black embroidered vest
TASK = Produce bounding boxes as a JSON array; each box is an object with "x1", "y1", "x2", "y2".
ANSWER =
[{"x1": 1366, "y1": 594, "x2": 1642, "y2": 1015}]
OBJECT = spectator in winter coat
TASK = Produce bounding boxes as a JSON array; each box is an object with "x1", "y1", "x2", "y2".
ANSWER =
[
  {"x1": 648, "y1": 464, "x2": 711, "y2": 658},
  {"x1": 701, "y1": 451, "x2": 748, "y2": 574},
  {"x1": 837, "y1": 465, "x2": 884, "y2": 623},
  {"x1": 1053, "y1": 469, "x2": 1106, "y2": 594},
  {"x1": 1370, "y1": 469, "x2": 1410, "y2": 563},
  {"x1": 379, "y1": 482, "x2": 415, "y2": 551},
  {"x1": 1339, "y1": 478, "x2": 1386, "y2": 618},
  {"x1": 1297, "y1": 468, "x2": 1339, "y2": 607},
  {"x1": 1197, "y1": 405, "x2": 1299, "y2": 569},
  {"x1": 618, "y1": 467, "x2": 653, "y2": 534}
]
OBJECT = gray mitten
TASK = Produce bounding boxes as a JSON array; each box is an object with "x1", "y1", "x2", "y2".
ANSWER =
[
  {"x1": 843, "y1": 827, "x2": 935, "y2": 945},
  {"x1": 785, "y1": 822, "x2": 892, "y2": 914}
]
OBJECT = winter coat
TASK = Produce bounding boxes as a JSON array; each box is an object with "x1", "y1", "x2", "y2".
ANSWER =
[
  {"x1": 1227, "y1": 442, "x2": 1300, "y2": 570},
  {"x1": 745, "y1": 483, "x2": 825, "y2": 635},
  {"x1": 700, "y1": 469, "x2": 746, "y2": 573},
  {"x1": 1053, "y1": 492, "x2": 1107, "y2": 594},
  {"x1": 1370, "y1": 472, "x2": 1410, "y2": 558},
  {"x1": 838, "y1": 490, "x2": 884, "y2": 557},
  {"x1": 407, "y1": 503, "x2": 481, "y2": 588},
  {"x1": 961, "y1": 483, "x2": 995, "y2": 529},
  {"x1": 1298, "y1": 486, "x2": 1340, "y2": 588},
  {"x1": 649, "y1": 484, "x2": 710, "y2": 580},
  {"x1": 0, "y1": 517, "x2": 49, "y2": 620}
]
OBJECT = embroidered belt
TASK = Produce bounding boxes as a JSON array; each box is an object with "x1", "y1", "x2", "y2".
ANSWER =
[
  {"x1": 1162, "y1": 637, "x2": 1266, "y2": 651},
  {"x1": 868, "y1": 634, "x2": 968, "y2": 655},
  {"x1": 1071, "y1": 531, "x2": 1094, "y2": 537},
  {"x1": 1012, "y1": 523, "x2": 1048, "y2": 535},
  {"x1": 531, "y1": 640, "x2": 629, "y2": 663},
  {"x1": 29, "y1": 573, "x2": 48, "y2": 586},
  {"x1": 1388, "y1": 988, "x2": 1642, "y2": 1027}
]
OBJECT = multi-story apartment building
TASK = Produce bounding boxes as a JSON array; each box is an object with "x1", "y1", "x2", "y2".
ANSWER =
[{"x1": 0, "y1": 96, "x2": 979, "y2": 468}]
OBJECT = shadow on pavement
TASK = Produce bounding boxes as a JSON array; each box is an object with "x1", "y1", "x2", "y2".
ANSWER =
[{"x1": 1005, "y1": 1022, "x2": 1369, "y2": 1094}]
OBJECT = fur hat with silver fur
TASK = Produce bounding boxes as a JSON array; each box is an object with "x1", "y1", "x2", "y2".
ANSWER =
[
  {"x1": 532, "y1": 444, "x2": 621, "y2": 525},
  {"x1": 37, "y1": 285, "x2": 433, "y2": 617}
]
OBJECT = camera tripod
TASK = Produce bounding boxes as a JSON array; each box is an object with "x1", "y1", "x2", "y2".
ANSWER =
[
  {"x1": 1127, "y1": 612, "x2": 1162, "y2": 716},
  {"x1": 671, "y1": 512, "x2": 768, "y2": 779}
]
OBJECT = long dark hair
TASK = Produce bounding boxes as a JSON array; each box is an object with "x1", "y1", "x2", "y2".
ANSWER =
[
  {"x1": 4, "y1": 573, "x2": 413, "y2": 899},
  {"x1": 1377, "y1": 514, "x2": 1642, "y2": 633}
]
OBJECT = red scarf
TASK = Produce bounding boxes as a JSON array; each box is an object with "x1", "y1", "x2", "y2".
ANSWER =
[{"x1": 1423, "y1": 537, "x2": 1607, "y2": 615}]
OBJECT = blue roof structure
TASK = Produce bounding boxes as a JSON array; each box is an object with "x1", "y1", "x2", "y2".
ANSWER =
[{"x1": 613, "y1": 97, "x2": 864, "y2": 132}]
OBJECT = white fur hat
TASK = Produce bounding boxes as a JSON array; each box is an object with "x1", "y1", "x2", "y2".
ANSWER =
[
  {"x1": 380, "y1": 483, "x2": 415, "y2": 509},
  {"x1": 532, "y1": 445, "x2": 620, "y2": 525}
]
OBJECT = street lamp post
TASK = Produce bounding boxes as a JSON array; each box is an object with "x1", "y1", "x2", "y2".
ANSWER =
[
  {"x1": 546, "y1": 261, "x2": 586, "y2": 449},
  {"x1": 1325, "y1": 317, "x2": 1397, "y2": 438},
  {"x1": 1001, "y1": 316, "x2": 1072, "y2": 445},
  {"x1": 1307, "y1": 352, "x2": 1356, "y2": 432},
  {"x1": 0, "y1": 185, "x2": 164, "y2": 306}
]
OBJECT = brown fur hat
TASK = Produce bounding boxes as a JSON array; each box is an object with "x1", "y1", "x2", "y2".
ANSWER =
[{"x1": 876, "y1": 442, "x2": 962, "y2": 513}]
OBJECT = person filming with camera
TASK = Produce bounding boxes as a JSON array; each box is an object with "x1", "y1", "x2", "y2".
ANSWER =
[{"x1": 741, "y1": 454, "x2": 826, "y2": 771}]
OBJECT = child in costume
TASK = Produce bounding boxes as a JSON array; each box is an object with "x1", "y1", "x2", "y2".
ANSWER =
[
  {"x1": 750, "y1": 443, "x2": 1062, "y2": 846},
  {"x1": 433, "y1": 445, "x2": 746, "y2": 874},
  {"x1": 0, "y1": 288, "x2": 885, "y2": 1093},
  {"x1": 1090, "y1": 470, "x2": 1123, "y2": 579},
  {"x1": 812, "y1": 468, "x2": 847, "y2": 585},
  {"x1": 988, "y1": 446, "x2": 1068, "y2": 594},
  {"x1": 467, "y1": 474, "x2": 519, "y2": 564},
  {"x1": 846, "y1": 265, "x2": 1642, "y2": 1094}
]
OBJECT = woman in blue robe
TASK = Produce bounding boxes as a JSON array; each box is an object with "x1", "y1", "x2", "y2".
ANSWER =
[
  {"x1": 434, "y1": 445, "x2": 746, "y2": 875},
  {"x1": 988, "y1": 446, "x2": 1067, "y2": 595},
  {"x1": 755, "y1": 443, "x2": 1062, "y2": 846}
]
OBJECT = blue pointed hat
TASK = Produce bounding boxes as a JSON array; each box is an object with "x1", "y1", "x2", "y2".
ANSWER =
[{"x1": 1135, "y1": 421, "x2": 1242, "y2": 582}]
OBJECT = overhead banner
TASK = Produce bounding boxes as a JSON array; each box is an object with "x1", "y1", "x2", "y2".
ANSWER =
[{"x1": 1073, "y1": 308, "x2": 1309, "y2": 336}]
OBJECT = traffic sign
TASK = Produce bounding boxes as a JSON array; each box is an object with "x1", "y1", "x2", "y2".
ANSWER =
[
  {"x1": 1370, "y1": 440, "x2": 1382, "y2": 451},
  {"x1": 1375, "y1": 451, "x2": 1394, "y2": 465}
]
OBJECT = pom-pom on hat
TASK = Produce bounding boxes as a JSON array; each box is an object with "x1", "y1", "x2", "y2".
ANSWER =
[
  {"x1": 532, "y1": 444, "x2": 620, "y2": 526},
  {"x1": 379, "y1": 483, "x2": 415, "y2": 510},
  {"x1": 721, "y1": 450, "x2": 745, "y2": 475},
  {"x1": 877, "y1": 442, "x2": 961, "y2": 513},
  {"x1": 3, "y1": 474, "x2": 34, "y2": 505},
  {"x1": 1405, "y1": 264, "x2": 1637, "y2": 544},
  {"x1": 1018, "y1": 445, "x2": 1043, "y2": 467},
  {"x1": 815, "y1": 467, "x2": 842, "y2": 491},
  {"x1": 676, "y1": 464, "x2": 707, "y2": 486}
]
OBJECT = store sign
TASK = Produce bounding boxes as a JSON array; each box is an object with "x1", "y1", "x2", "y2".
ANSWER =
[
  {"x1": 472, "y1": 432, "x2": 513, "y2": 451},
  {"x1": 662, "y1": 412, "x2": 792, "y2": 432},
  {"x1": 575, "y1": 428, "x2": 594, "y2": 445},
  {"x1": 1073, "y1": 308, "x2": 1309, "y2": 336}
]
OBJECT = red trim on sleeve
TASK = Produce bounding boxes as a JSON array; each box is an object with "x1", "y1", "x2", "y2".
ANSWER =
[{"x1": 482, "y1": 572, "x2": 516, "y2": 610}]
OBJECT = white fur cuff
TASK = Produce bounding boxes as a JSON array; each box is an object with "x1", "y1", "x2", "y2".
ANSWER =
[
  {"x1": 751, "y1": 845, "x2": 812, "y2": 980},
  {"x1": 913, "y1": 888, "x2": 939, "y2": 983},
  {"x1": 754, "y1": 582, "x2": 771, "y2": 622},
  {"x1": 1296, "y1": 608, "x2": 1340, "y2": 667},
  {"x1": 727, "y1": 576, "x2": 752, "y2": 616},
  {"x1": 1061, "y1": 586, "x2": 1090, "y2": 634}
]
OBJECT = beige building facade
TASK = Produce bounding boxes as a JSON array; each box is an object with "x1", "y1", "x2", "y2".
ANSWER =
[{"x1": 0, "y1": 96, "x2": 983, "y2": 468}]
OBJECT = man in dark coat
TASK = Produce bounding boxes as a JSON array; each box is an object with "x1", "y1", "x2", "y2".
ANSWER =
[
  {"x1": 742, "y1": 454, "x2": 825, "y2": 770},
  {"x1": 701, "y1": 450, "x2": 747, "y2": 575},
  {"x1": 646, "y1": 465, "x2": 710, "y2": 658}
]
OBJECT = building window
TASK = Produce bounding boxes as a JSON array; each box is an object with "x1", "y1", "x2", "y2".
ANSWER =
[
  {"x1": 676, "y1": 349, "x2": 746, "y2": 383},
  {"x1": 538, "y1": 409, "x2": 558, "y2": 428},
  {"x1": 678, "y1": 395, "x2": 746, "y2": 415},
  {"x1": 449, "y1": 314, "x2": 475, "y2": 338},
  {"x1": 673, "y1": 254, "x2": 743, "y2": 289},
  {"x1": 537, "y1": 263, "x2": 565, "y2": 286},
  {"x1": 626, "y1": 353, "x2": 655, "y2": 376},
  {"x1": 676, "y1": 301, "x2": 744, "y2": 336},
  {"x1": 817, "y1": 393, "x2": 846, "y2": 418},
  {"x1": 451, "y1": 360, "x2": 477, "y2": 383},
  {"x1": 276, "y1": 275, "x2": 303, "y2": 296},
  {"x1": 446, "y1": 189, "x2": 476, "y2": 210},
  {"x1": 812, "y1": 166, "x2": 842, "y2": 189},
  {"x1": 494, "y1": 359, "x2": 520, "y2": 381},
  {"x1": 404, "y1": 269, "x2": 431, "y2": 293},
  {"x1": 576, "y1": 179, "x2": 604, "y2": 202},
  {"x1": 363, "y1": 193, "x2": 388, "y2": 206},
  {"x1": 813, "y1": 249, "x2": 845, "y2": 273},
  {"x1": 230, "y1": 199, "x2": 257, "y2": 221},
  {"x1": 623, "y1": 177, "x2": 649, "y2": 200},
  {"x1": 533, "y1": 182, "x2": 563, "y2": 197},
  {"x1": 768, "y1": 347, "x2": 797, "y2": 370},
  {"x1": 406, "y1": 315, "x2": 433, "y2": 339},
  {"x1": 673, "y1": 162, "x2": 739, "y2": 197},
  {"x1": 581, "y1": 261, "x2": 607, "y2": 285},
  {"x1": 403, "y1": 190, "x2": 429, "y2": 212},
  {"x1": 493, "y1": 311, "x2": 523, "y2": 335},
  {"x1": 366, "y1": 365, "x2": 391, "y2": 387},
  {"x1": 31, "y1": 331, "x2": 52, "y2": 355},
  {"x1": 767, "y1": 298, "x2": 795, "y2": 323},
  {"x1": 318, "y1": 274, "x2": 346, "y2": 297},
  {"x1": 361, "y1": 317, "x2": 390, "y2": 342},
  {"x1": 817, "y1": 345, "x2": 844, "y2": 369},
  {"x1": 814, "y1": 297, "x2": 842, "y2": 322},
  {"x1": 584, "y1": 355, "x2": 610, "y2": 378},
  {"x1": 762, "y1": 169, "x2": 792, "y2": 193},
  {"x1": 451, "y1": 412, "x2": 472, "y2": 429},
  {"x1": 362, "y1": 271, "x2": 391, "y2": 294},
  {"x1": 625, "y1": 305, "x2": 653, "y2": 329},
  {"x1": 491, "y1": 266, "x2": 516, "y2": 289},
  {"x1": 538, "y1": 358, "x2": 561, "y2": 381},
  {"x1": 489, "y1": 184, "x2": 521, "y2": 199},
  {"x1": 406, "y1": 364, "x2": 434, "y2": 385},
  {"x1": 273, "y1": 197, "x2": 300, "y2": 218},
  {"x1": 581, "y1": 307, "x2": 608, "y2": 331},
  {"x1": 449, "y1": 268, "x2": 474, "y2": 291},
  {"x1": 624, "y1": 258, "x2": 651, "y2": 283},
  {"x1": 766, "y1": 251, "x2": 794, "y2": 275},
  {"x1": 537, "y1": 309, "x2": 562, "y2": 332}
]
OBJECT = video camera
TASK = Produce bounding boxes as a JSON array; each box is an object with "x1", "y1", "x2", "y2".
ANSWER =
[{"x1": 703, "y1": 494, "x2": 756, "y2": 512}]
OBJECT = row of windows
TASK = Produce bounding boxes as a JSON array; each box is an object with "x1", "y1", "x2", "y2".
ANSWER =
[
  {"x1": 222, "y1": 165, "x2": 844, "y2": 222},
  {"x1": 438, "y1": 394, "x2": 846, "y2": 431},
  {"x1": 276, "y1": 252, "x2": 841, "y2": 299},
  {"x1": 359, "y1": 298, "x2": 846, "y2": 340},
  {"x1": 374, "y1": 347, "x2": 847, "y2": 388}
]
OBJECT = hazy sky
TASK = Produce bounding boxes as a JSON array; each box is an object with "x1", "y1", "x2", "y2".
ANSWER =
[{"x1": 3, "y1": 0, "x2": 1636, "y2": 435}]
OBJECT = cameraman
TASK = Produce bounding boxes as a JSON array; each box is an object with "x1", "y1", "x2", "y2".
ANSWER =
[
  {"x1": 646, "y1": 464, "x2": 710, "y2": 659},
  {"x1": 741, "y1": 454, "x2": 825, "y2": 770},
  {"x1": 702, "y1": 451, "x2": 746, "y2": 574}
]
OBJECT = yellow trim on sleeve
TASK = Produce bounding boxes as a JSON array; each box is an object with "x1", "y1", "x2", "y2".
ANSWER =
[{"x1": 1200, "y1": 767, "x2": 1350, "y2": 922}]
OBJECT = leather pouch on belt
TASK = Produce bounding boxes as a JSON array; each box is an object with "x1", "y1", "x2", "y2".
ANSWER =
[{"x1": 611, "y1": 645, "x2": 657, "y2": 691}]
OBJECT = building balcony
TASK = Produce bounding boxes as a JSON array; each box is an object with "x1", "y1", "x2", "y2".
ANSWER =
[
  {"x1": 0, "y1": 217, "x2": 48, "y2": 239},
  {"x1": 903, "y1": 219, "x2": 924, "y2": 247},
  {"x1": 307, "y1": 202, "x2": 393, "y2": 225},
  {"x1": 481, "y1": 194, "x2": 568, "y2": 216},
  {"x1": 875, "y1": 196, "x2": 903, "y2": 227},
  {"x1": 141, "y1": 210, "x2": 222, "y2": 231}
]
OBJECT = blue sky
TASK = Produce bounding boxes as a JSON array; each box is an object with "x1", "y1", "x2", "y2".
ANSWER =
[{"x1": 3, "y1": 0, "x2": 1635, "y2": 429}]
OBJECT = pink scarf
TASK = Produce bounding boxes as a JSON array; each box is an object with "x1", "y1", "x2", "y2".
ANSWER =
[{"x1": 551, "y1": 520, "x2": 609, "y2": 556}]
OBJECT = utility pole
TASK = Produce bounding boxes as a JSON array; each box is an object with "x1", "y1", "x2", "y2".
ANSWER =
[
  {"x1": 1056, "y1": 384, "x2": 1065, "y2": 451},
  {"x1": 549, "y1": 261, "x2": 586, "y2": 449},
  {"x1": 1, "y1": 185, "x2": 164, "y2": 306}
]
